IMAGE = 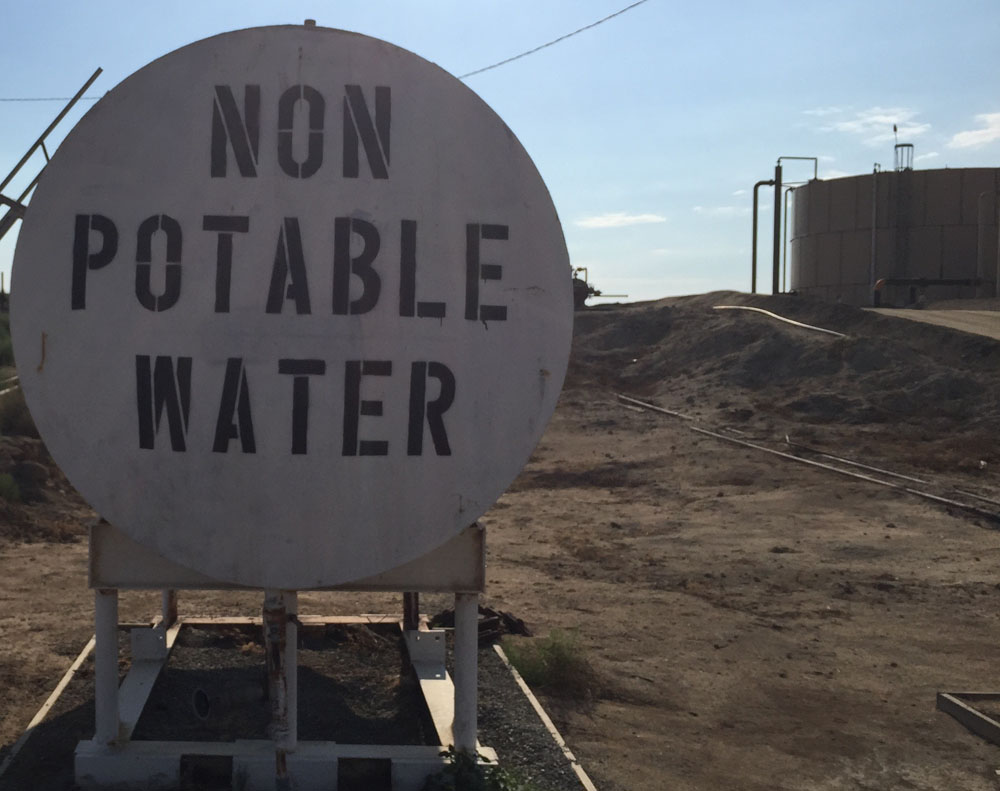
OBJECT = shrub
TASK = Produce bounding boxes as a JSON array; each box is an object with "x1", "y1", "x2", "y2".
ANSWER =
[
  {"x1": 0, "y1": 473, "x2": 19, "y2": 502},
  {"x1": 0, "y1": 313, "x2": 12, "y2": 368},
  {"x1": 0, "y1": 336, "x2": 13, "y2": 369},
  {"x1": 422, "y1": 748, "x2": 532, "y2": 791},
  {"x1": 501, "y1": 629, "x2": 599, "y2": 700},
  {"x1": 0, "y1": 389, "x2": 38, "y2": 438}
]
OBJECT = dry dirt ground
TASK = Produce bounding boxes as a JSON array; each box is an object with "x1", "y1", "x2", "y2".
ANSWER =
[{"x1": 3, "y1": 290, "x2": 1000, "y2": 790}]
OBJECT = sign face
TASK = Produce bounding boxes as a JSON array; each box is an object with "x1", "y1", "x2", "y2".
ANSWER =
[{"x1": 12, "y1": 25, "x2": 572, "y2": 589}]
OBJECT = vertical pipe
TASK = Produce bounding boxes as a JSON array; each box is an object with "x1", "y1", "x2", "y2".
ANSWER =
[
  {"x1": 782, "y1": 187, "x2": 793, "y2": 293},
  {"x1": 161, "y1": 589, "x2": 178, "y2": 628},
  {"x1": 94, "y1": 588, "x2": 119, "y2": 746},
  {"x1": 772, "y1": 164, "x2": 783, "y2": 294},
  {"x1": 977, "y1": 192, "x2": 988, "y2": 299},
  {"x1": 996, "y1": 197, "x2": 1000, "y2": 299},
  {"x1": 752, "y1": 187, "x2": 759, "y2": 294},
  {"x1": 263, "y1": 590, "x2": 292, "y2": 790},
  {"x1": 751, "y1": 180, "x2": 774, "y2": 294},
  {"x1": 453, "y1": 592, "x2": 478, "y2": 752},
  {"x1": 870, "y1": 166, "x2": 879, "y2": 301}
]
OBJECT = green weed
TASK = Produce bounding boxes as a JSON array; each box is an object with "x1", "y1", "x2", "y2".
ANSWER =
[
  {"x1": 422, "y1": 747, "x2": 534, "y2": 791},
  {"x1": 0, "y1": 389, "x2": 37, "y2": 437},
  {"x1": 0, "y1": 313, "x2": 13, "y2": 368},
  {"x1": 0, "y1": 473, "x2": 20, "y2": 502},
  {"x1": 502, "y1": 629, "x2": 599, "y2": 699}
]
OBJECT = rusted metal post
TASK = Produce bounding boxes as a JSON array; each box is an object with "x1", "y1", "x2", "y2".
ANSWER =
[
  {"x1": 94, "y1": 588, "x2": 119, "y2": 746},
  {"x1": 403, "y1": 591, "x2": 420, "y2": 632},
  {"x1": 160, "y1": 589, "x2": 177, "y2": 627},
  {"x1": 285, "y1": 591, "x2": 298, "y2": 746},
  {"x1": 263, "y1": 590, "x2": 294, "y2": 790},
  {"x1": 453, "y1": 592, "x2": 478, "y2": 752}
]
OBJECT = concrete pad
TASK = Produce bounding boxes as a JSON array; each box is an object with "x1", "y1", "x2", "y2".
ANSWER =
[{"x1": 867, "y1": 309, "x2": 1000, "y2": 340}]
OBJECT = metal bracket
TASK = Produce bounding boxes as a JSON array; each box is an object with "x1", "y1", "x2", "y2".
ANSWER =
[
  {"x1": 404, "y1": 629, "x2": 446, "y2": 665},
  {"x1": 130, "y1": 626, "x2": 168, "y2": 662},
  {"x1": 0, "y1": 194, "x2": 26, "y2": 217}
]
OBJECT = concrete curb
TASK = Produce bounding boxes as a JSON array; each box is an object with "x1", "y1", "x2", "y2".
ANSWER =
[{"x1": 492, "y1": 643, "x2": 599, "y2": 791}]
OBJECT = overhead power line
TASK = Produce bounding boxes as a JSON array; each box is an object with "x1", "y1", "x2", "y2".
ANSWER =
[
  {"x1": 3, "y1": 2, "x2": 652, "y2": 100},
  {"x1": 0, "y1": 96, "x2": 101, "y2": 102},
  {"x1": 458, "y1": 0, "x2": 652, "y2": 79}
]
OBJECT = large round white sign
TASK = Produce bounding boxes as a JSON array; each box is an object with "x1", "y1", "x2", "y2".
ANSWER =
[{"x1": 12, "y1": 25, "x2": 572, "y2": 589}]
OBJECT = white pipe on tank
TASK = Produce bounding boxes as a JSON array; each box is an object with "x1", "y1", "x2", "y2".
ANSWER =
[{"x1": 870, "y1": 165, "x2": 881, "y2": 301}]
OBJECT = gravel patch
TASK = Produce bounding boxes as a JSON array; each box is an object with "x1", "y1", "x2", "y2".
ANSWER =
[{"x1": 0, "y1": 623, "x2": 588, "y2": 791}]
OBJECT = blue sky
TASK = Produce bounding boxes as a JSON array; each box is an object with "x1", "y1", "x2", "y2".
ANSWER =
[{"x1": 2, "y1": 0, "x2": 999, "y2": 302}]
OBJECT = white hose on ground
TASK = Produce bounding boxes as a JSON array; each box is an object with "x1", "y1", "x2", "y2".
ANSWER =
[{"x1": 713, "y1": 305, "x2": 846, "y2": 338}]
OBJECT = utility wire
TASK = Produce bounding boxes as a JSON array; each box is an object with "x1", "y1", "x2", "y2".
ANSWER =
[
  {"x1": 0, "y1": 96, "x2": 101, "y2": 102},
  {"x1": 458, "y1": 0, "x2": 651, "y2": 79},
  {"x1": 3, "y1": 1, "x2": 653, "y2": 99}
]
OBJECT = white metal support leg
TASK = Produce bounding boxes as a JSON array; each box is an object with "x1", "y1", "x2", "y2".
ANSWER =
[
  {"x1": 453, "y1": 592, "x2": 478, "y2": 752},
  {"x1": 94, "y1": 588, "x2": 119, "y2": 746}
]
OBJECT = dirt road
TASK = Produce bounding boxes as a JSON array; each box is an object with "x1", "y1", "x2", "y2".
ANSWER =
[{"x1": 870, "y1": 308, "x2": 1000, "y2": 341}]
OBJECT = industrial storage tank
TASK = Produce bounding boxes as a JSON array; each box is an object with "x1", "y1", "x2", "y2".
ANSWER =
[{"x1": 789, "y1": 165, "x2": 1000, "y2": 306}]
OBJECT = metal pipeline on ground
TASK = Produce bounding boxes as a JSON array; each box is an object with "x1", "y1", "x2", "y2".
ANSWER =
[
  {"x1": 615, "y1": 393, "x2": 1000, "y2": 525},
  {"x1": 781, "y1": 436, "x2": 928, "y2": 485}
]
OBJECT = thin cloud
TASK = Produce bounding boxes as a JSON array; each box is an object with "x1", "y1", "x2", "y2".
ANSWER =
[
  {"x1": 815, "y1": 106, "x2": 930, "y2": 146},
  {"x1": 914, "y1": 151, "x2": 939, "y2": 162},
  {"x1": 575, "y1": 212, "x2": 666, "y2": 229},
  {"x1": 820, "y1": 168, "x2": 851, "y2": 179},
  {"x1": 731, "y1": 189, "x2": 747, "y2": 196},
  {"x1": 803, "y1": 106, "x2": 844, "y2": 117},
  {"x1": 692, "y1": 205, "x2": 751, "y2": 218},
  {"x1": 947, "y1": 113, "x2": 1000, "y2": 149}
]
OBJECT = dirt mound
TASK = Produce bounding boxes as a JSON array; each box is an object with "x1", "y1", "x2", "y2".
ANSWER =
[
  {"x1": 567, "y1": 291, "x2": 1000, "y2": 471},
  {"x1": 4, "y1": 290, "x2": 999, "y2": 546},
  {"x1": 0, "y1": 436, "x2": 92, "y2": 543}
]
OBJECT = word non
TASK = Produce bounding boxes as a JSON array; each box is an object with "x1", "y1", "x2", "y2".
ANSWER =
[{"x1": 212, "y1": 84, "x2": 390, "y2": 179}]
